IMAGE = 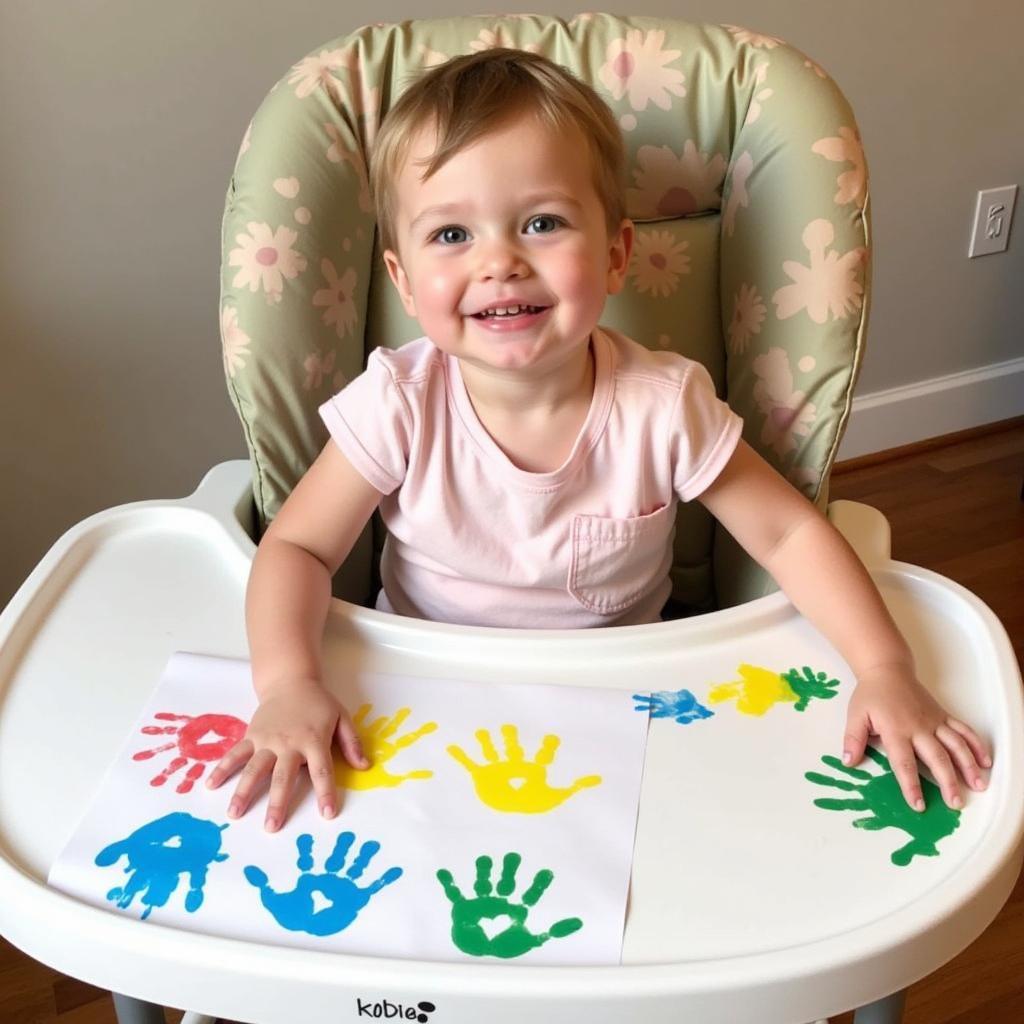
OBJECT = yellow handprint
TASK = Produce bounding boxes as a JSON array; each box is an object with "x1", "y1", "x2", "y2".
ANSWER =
[
  {"x1": 447, "y1": 724, "x2": 602, "y2": 814},
  {"x1": 706, "y1": 663, "x2": 799, "y2": 716},
  {"x1": 334, "y1": 705, "x2": 438, "y2": 791}
]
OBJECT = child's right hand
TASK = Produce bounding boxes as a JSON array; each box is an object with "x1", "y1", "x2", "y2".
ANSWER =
[{"x1": 206, "y1": 679, "x2": 368, "y2": 831}]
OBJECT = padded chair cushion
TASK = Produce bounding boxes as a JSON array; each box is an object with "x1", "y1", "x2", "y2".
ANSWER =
[{"x1": 220, "y1": 13, "x2": 870, "y2": 613}]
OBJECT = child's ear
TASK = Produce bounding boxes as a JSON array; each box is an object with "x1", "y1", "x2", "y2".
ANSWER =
[
  {"x1": 605, "y1": 218, "x2": 634, "y2": 295},
  {"x1": 383, "y1": 248, "x2": 417, "y2": 317}
]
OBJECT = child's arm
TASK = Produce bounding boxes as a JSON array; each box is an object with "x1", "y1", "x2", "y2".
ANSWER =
[
  {"x1": 206, "y1": 441, "x2": 384, "y2": 831},
  {"x1": 698, "y1": 440, "x2": 991, "y2": 811}
]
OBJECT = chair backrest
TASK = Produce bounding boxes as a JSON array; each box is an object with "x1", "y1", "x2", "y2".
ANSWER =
[{"x1": 219, "y1": 13, "x2": 870, "y2": 614}]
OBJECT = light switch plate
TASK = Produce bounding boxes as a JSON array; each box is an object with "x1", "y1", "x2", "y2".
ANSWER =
[{"x1": 968, "y1": 185, "x2": 1017, "y2": 257}]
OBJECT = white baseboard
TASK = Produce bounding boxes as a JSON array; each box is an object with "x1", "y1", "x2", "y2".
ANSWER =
[{"x1": 837, "y1": 356, "x2": 1024, "y2": 460}]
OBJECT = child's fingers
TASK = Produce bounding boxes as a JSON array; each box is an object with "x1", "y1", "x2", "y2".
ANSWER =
[
  {"x1": 306, "y1": 749, "x2": 339, "y2": 818},
  {"x1": 264, "y1": 751, "x2": 303, "y2": 832},
  {"x1": 227, "y1": 747, "x2": 275, "y2": 819},
  {"x1": 206, "y1": 738, "x2": 254, "y2": 789},
  {"x1": 945, "y1": 717, "x2": 993, "y2": 769},
  {"x1": 842, "y1": 714, "x2": 870, "y2": 766},
  {"x1": 884, "y1": 738, "x2": 925, "y2": 811},
  {"x1": 936, "y1": 724, "x2": 987, "y2": 792},
  {"x1": 336, "y1": 717, "x2": 369, "y2": 770},
  {"x1": 913, "y1": 734, "x2": 962, "y2": 809}
]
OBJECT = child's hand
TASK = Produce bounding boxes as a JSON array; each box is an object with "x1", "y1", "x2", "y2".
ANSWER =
[
  {"x1": 206, "y1": 679, "x2": 369, "y2": 831},
  {"x1": 843, "y1": 664, "x2": 992, "y2": 811}
]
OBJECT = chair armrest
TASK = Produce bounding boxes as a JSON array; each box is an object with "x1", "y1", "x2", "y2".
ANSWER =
[
  {"x1": 827, "y1": 499, "x2": 892, "y2": 568},
  {"x1": 181, "y1": 460, "x2": 258, "y2": 553}
]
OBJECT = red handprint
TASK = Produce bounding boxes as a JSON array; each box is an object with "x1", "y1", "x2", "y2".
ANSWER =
[{"x1": 133, "y1": 712, "x2": 247, "y2": 793}]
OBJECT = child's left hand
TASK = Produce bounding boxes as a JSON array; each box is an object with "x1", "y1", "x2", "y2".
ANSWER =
[{"x1": 843, "y1": 664, "x2": 992, "y2": 811}]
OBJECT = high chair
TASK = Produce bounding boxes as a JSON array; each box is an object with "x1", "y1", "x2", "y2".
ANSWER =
[{"x1": 0, "y1": 15, "x2": 1020, "y2": 1024}]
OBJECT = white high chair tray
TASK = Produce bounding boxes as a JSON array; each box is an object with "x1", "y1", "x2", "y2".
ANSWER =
[{"x1": 0, "y1": 462, "x2": 1021, "y2": 1024}]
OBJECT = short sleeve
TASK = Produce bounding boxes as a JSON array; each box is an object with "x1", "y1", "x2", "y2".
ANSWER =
[
  {"x1": 318, "y1": 350, "x2": 411, "y2": 495},
  {"x1": 672, "y1": 361, "x2": 744, "y2": 502}
]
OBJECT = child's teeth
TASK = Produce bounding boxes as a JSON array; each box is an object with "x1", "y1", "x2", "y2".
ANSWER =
[{"x1": 485, "y1": 305, "x2": 532, "y2": 317}]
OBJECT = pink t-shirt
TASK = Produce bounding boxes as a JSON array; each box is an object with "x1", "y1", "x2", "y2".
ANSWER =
[{"x1": 319, "y1": 326, "x2": 742, "y2": 629}]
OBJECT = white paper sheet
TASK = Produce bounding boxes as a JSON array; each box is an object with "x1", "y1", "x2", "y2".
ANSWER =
[{"x1": 48, "y1": 652, "x2": 649, "y2": 965}]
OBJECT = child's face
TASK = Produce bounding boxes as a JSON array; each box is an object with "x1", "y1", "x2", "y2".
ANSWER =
[{"x1": 382, "y1": 112, "x2": 632, "y2": 381}]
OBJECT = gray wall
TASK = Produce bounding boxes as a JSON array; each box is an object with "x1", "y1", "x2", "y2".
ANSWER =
[{"x1": 2, "y1": 2, "x2": 1022, "y2": 606}]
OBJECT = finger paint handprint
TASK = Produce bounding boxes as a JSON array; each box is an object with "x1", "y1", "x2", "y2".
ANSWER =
[
  {"x1": 447, "y1": 725, "x2": 601, "y2": 814},
  {"x1": 633, "y1": 689, "x2": 714, "y2": 724},
  {"x1": 707, "y1": 663, "x2": 798, "y2": 715},
  {"x1": 806, "y1": 746, "x2": 961, "y2": 866},
  {"x1": 334, "y1": 704, "x2": 438, "y2": 791},
  {"x1": 94, "y1": 812, "x2": 228, "y2": 920},
  {"x1": 436, "y1": 852, "x2": 582, "y2": 958},
  {"x1": 782, "y1": 666, "x2": 840, "y2": 711},
  {"x1": 244, "y1": 831, "x2": 402, "y2": 936},
  {"x1": 707, "y1": 663, "x2": 841, "y2": 716},
  {"x1": 133, "y1": 712, "x2": 247, "y2": 793}
]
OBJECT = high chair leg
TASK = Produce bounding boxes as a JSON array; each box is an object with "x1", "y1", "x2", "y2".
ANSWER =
[
  {"x1": 853, "y1": 988, "x2": 906, "y2": 1023},
  {"x1": 112, "y1": 994, "x2": 215, "y2": 1024},
  {"x1": 111, "y1": 993, "x2": 165, "y2": 1024}
]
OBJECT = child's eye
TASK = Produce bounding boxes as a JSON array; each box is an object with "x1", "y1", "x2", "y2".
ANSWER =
[
  {"x1": 525, "y1": 214, "x2": 563, "y2": 234},
  {"x1": 432, "y1": 226, "x2": 469, "y2": 245}
]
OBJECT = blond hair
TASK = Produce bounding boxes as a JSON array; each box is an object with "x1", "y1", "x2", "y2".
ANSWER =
[{"x1": 369, "y1": 48, "x2": 627, "y2": 253}]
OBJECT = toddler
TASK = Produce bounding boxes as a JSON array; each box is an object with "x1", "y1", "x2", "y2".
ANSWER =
[{"x1": 209, "y1": 48, "x2": 990, "y2": 831}]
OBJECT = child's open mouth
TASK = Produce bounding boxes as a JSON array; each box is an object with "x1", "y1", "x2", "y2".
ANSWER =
[{"x1": 470, "y1": 304, "x2": 550, "y2": 329}]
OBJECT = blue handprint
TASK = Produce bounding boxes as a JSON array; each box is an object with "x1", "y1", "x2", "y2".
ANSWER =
[
  {"x1": 244, "y1": 831, "x2": 403, "y2": 936},
  {"x1": 633, "y1": 689, "x2": 714, "y2": 725},
  {"x1": 94, "y1": 812, "x2": 228, "y2": 920}
]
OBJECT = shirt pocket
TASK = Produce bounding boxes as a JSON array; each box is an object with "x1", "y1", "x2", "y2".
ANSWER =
[{"x1": 568, "y1": 503, "x2": 675, "y2": 615}]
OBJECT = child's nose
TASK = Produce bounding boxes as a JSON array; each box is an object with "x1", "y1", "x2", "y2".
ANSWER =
[{"x1": 475, "y1": 238, "x2": 529, "y2": 281}]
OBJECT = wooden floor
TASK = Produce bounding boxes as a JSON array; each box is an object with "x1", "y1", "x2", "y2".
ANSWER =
[{"x1": 2, "y1": 423, "x2": 1022, "y2": 1024}]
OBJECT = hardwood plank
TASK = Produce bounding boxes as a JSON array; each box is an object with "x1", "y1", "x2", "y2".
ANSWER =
[
  {"x1": 942, "y1": 988, "x2": 1024, "y2": 1024},
  {"x1": 927, "y1": 432, "x2": 1024, "y2": 473},
  {"x1": 52, "y1": 974, "x2": 108, "y2": 1015},
  {"x1": 50, "y1": 996, "x2": 119, "y2": 1024},
  {"x1": 0, "y1": 960, "x2": 55, "y2": 1023}
]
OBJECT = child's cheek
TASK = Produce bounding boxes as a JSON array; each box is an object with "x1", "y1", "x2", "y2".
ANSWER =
[
  {"x1": 419, "y1": 269, "x2": 461, "y2": 313},
  {"x1": 557, "y1": 247, "x2": 614, "y2": 316}
]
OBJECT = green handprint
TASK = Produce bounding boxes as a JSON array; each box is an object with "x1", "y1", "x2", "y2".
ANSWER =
[
  {"x1": 806, "y1": 746, "x2": 961, "y2": 866},
  {"x1": 436, "y1": 852, "x2": 583, "y2": 958},
  {"x1": 783, "y1": 666, "x2": 840, "y2": 711}
]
